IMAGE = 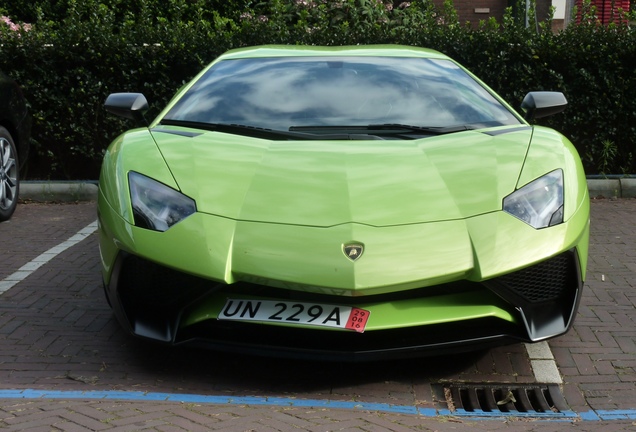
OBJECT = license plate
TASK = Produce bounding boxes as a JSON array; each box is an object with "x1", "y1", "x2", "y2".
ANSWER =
[{"x1": 218, "y1": 299, "x2": 370, "y2": 333}]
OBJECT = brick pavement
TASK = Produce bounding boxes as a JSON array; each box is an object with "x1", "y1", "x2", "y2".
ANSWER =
[
  {"x1": 551, "y1": 199, "x2": 636, "y2": 416},
  {"x1": 1, "y1": 398, "x2": 635, "y2": 431},
  {"x1": 0, "y1": 199, "x2": 635, "y2": 430}
]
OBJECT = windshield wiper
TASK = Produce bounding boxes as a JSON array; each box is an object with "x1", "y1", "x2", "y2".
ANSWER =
[
  {"x1": 159, "y1": 120, "x2": 385, "y2": 141},
  {"x1": 289, "y1": 124, "x2": 474, "y2": 137},
  {"x1": 159, "y1": 120, "x2": 323, "y2": 140},
  {"x1": 369, "y1": 123, "x2": 474, "y2": 134}
]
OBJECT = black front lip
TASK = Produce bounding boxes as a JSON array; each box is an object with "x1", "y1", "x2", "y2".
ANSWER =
[
  {"x1": 180, "y1": 333, "x2": 525, "y2": 363},
  {"x1": 173, "y1": 317, "x2": 526, "y2": 362}
]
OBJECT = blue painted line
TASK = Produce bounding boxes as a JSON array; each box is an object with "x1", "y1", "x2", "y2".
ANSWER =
[
  {"x1": 1, "y1": 390, "x2": 635, "y2": 421},
  {"x1": 579, "y1": 410, "x2": 601, "y2": 421},
  {"x1": 595, "y1": 410, "x2": 636, "y2": 420}
]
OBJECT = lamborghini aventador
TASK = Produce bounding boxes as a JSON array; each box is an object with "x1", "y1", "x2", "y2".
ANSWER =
[{"x1": 98, "y1": 45, "x2": 589, "y2": 361}]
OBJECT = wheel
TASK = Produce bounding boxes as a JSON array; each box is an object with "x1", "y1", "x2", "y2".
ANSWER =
[{"x1": 0, "y1": 126, "x2": 20, "y2": 222}]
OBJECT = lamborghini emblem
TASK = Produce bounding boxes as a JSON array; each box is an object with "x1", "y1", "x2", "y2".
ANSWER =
[{"x1": 343, "y1": 243, "x2": 364, "y2": 261}]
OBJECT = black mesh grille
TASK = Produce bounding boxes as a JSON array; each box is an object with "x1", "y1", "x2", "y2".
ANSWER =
[{"x1": 490, "y1": 252, "x2": 577, "y2": 303}]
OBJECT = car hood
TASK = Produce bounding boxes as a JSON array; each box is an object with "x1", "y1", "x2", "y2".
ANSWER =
[{"x1": 151, "y1": 126, "x2": 532, "y2": 227}]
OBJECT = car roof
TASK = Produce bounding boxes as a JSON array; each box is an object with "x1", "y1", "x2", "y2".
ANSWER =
[{"x1": 216, "y1": 45, "x2": 450, "y2": 61}]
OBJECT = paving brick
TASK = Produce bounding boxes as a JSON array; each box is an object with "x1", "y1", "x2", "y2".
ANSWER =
[
  {"x1": 2, "y1": 409, "x2": 72, "y2": 431},
  {"x1": 156, "y1": 416, "x2": 212, "y2": 432},
  {"x1": 153, "y1": 406, "x2": 216, "y2": 427},
  {"x1": 155, "y1": 425, "x2": 189, "y2": 432}
]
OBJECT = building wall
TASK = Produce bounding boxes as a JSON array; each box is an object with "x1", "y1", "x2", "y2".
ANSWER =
[
  {"x1": 429, "y1": 0, "x2": 554, "y2": 28},
  {"x1": 575, "y1": 0, "x2": 631, "y2": 24},
  {"x1": 419, "y1": 0, "x2": 631, "y2": 31},
  {"x1": 434, "y1": 0, "x2": 509, "y2": 25}
]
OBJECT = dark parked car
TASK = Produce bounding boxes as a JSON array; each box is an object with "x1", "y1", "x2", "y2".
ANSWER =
[{"x1": 0, "y1": 69, "x2": 31, "y2": 221}]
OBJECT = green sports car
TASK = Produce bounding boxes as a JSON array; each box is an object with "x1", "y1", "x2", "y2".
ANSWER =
[{"x1": 99, "y1": 45, "x2": 589, "y2": 361}]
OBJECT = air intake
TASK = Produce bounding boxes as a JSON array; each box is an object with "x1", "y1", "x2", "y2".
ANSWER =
[{"x1": 435, "y1": 383, "x2": 577, "y2": 419}]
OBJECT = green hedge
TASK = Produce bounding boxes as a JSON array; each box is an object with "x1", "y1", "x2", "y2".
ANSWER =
[{"x1": 1, "y1": 0, "x2": 635, "y2": 179}]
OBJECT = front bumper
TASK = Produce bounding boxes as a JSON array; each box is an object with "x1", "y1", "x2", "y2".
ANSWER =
[
  {"x1": 104, "y1": 249, "x2": 583, "y2": 361},
  {"x1": 99, "y1": 189, "x2": 589, "y2": 361}
]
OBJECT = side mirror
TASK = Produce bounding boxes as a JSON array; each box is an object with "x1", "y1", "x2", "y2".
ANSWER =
[
  {"x1": 520, "y1": 92, "x2": 567, "y2": 121},
  {"x1": 104, "y1": 93, "x2": 149, "y2": 126}
]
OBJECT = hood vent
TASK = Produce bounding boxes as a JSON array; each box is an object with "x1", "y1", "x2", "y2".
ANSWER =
[{"x1": 435, "y1": 383, "x2": 576, "y2": 419}]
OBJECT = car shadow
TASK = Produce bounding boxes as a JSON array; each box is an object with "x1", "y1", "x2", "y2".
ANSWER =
[{"x1": 121, "y1": 339, "x2": 491, "y2": 395}]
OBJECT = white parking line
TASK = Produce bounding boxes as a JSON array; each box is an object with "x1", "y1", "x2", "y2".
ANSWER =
[
  {"x1": 0, "y1": 220, "x2": 98, "y2": 295},
  {"x1": 525, "y1": 341, "x2": 562, "y2": 384}
]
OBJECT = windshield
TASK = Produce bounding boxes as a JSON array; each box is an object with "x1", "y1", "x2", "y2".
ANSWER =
[{"x1": 163, "y1": 56, "x2": 521, "y2": 133}]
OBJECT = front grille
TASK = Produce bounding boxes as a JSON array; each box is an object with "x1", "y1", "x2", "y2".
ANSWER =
[
  {"x1": 483, "y1": 250, "x2": 582, "y2": 340},
  {"x1": 487, "y1": 250, "x2": 579, "y2": 304}
]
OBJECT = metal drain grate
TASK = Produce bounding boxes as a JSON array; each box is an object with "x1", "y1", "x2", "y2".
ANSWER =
[{"x1": 435, "y1": 383, "x2": 577, "y2": 419}]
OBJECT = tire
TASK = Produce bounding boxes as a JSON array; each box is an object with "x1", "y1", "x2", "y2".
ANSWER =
[{"x1": 0, "y1": 126, "x2": 20, "y2": 222}]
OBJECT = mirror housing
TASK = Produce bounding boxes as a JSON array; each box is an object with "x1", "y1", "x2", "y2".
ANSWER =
[
  {"x1": 104, "y1": 93, "x2": 149, "y2": 126},
  {"x1": 521, "y1": 92, "x2": 567, "y2": 121}
]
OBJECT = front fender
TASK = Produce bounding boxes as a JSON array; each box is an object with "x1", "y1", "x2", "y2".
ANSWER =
[
  {"x1": 98, "y1": 128, "x2": 177, "y2": 225},
  {"x1": 517, "y1": 127, "x2": 589, "y2": 223}
]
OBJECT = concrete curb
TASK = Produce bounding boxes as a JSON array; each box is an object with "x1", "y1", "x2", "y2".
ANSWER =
[
  {"x1": 20, "y1": 181, "x2": 98, "y2": 202},
  {"x1": 587, "y1": 178, "x2": 636, "y2": 199},
  {"x1": 17, "y1": 179, "x2": 636, "y2": 202}
]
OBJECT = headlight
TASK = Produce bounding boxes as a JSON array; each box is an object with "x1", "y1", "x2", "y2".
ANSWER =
[
  {"x1": 129, "y1": 171, "x2": 196, "y2": 232},
  {"x1": 503, "y1": 169, "x2": 563, "y2": 229}
]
